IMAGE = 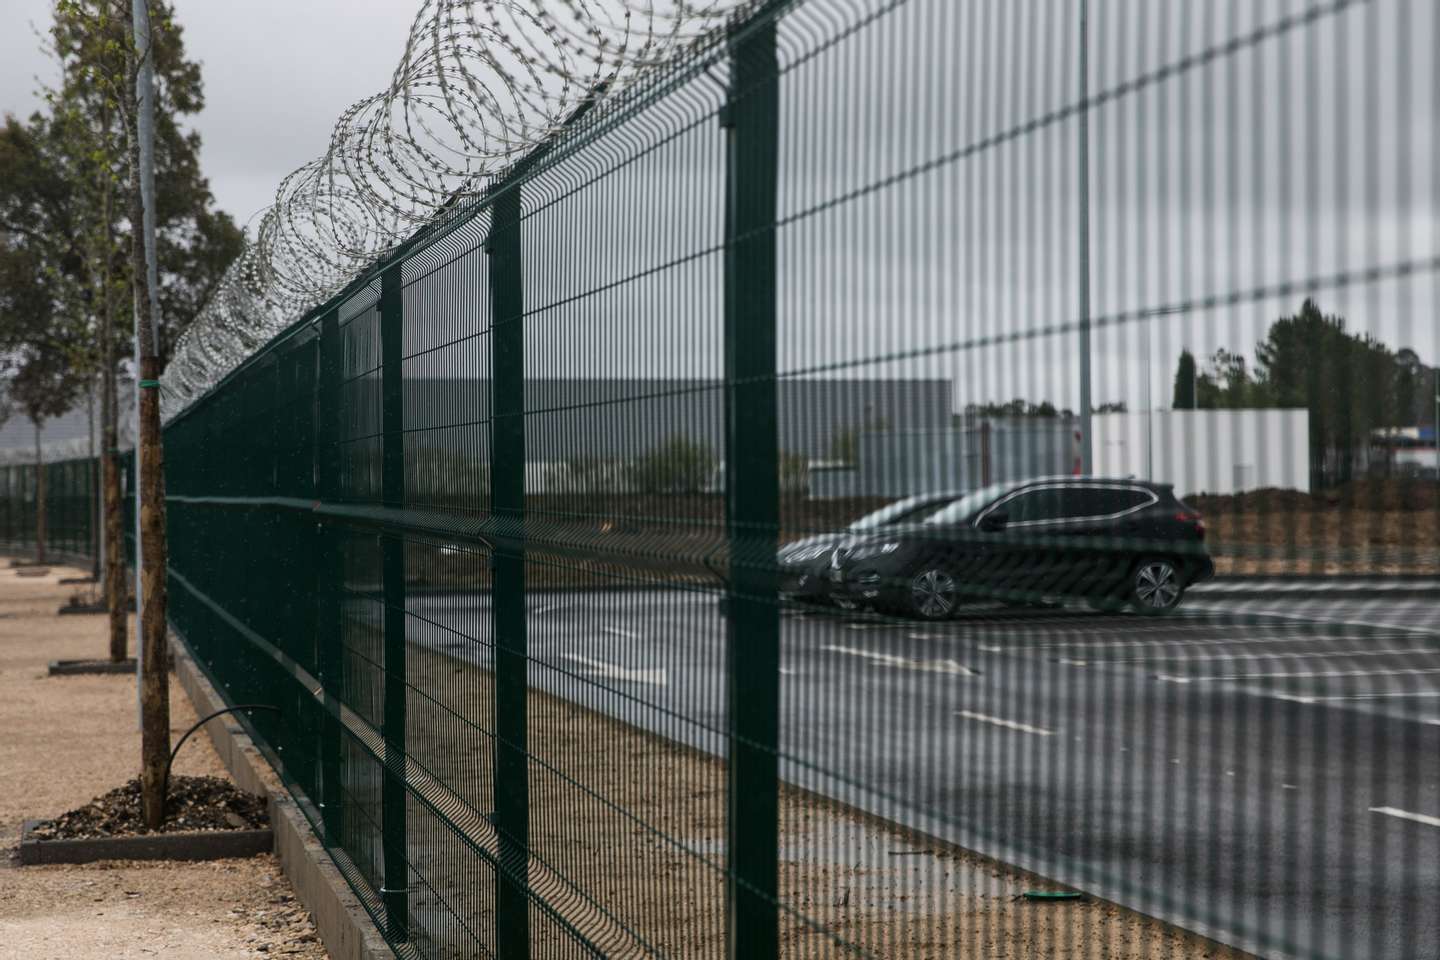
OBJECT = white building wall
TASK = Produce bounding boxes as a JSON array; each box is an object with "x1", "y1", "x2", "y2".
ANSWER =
[{"x1": 1093, "y1": 409, "x2": 1310, "y2": 497}]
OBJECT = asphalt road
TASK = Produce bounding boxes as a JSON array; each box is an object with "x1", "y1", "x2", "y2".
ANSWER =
[{"x1": 400, "y1": 588, "x2": 1440, "y2": 960}]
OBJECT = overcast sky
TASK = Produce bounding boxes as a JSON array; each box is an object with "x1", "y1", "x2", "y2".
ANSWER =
[
  {"x1": 1, "y1": 0, "x2": 416, "y2": 231},
  {"x1": 3, "y1": 0, "x2": 1437, "y2": 424}
]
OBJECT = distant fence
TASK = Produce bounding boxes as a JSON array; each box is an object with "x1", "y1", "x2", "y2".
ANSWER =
[
  {"x1": 5, "y1": 2, "x2": 1440, "y2": 959},
  {"x1": 0, "y1": 458, "x2": 99, "y2": 568}
]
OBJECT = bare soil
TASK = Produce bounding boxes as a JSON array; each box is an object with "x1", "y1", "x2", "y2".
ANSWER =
[
  {"x1": 0, "y1": 560, "x2": 328, "y2": 960},
  {"x1": 397, "y1": 638, "x2": 1237, "y2": 959},
  {"x1": 1205, "y1": 508, "x2": 1440, "y2": 575}
]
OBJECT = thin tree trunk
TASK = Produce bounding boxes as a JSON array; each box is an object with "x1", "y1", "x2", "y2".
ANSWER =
[
  {"x1": 33, "y1": 421, "x2": 46, "y2": 565},
  {"x1": 88, "y1": 380, "x2": 99, "y2": 580},
  {"x1": 100, "y1": 137, "x2": 126, "y2": 663},
  {"x1": 126, "y1": 57, "x2": 169, "y2": 830}
]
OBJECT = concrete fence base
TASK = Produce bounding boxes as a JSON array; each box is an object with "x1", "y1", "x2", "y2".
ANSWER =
[{"x1": 170, "y1": 635, "x2": 392, "y2": 960}]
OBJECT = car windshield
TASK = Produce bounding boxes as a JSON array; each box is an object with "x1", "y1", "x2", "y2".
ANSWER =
[
  {"x1": 922, "y1": 481, "x2": 1024, "y2": 526},
  {"x1": 847, "y1": 493, "x2": 955, "y2": 530}
]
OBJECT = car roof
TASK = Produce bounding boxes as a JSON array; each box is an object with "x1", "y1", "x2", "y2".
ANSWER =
[{"x1": 1009, "y1": 475, "x2": 1169, "y2": 491}]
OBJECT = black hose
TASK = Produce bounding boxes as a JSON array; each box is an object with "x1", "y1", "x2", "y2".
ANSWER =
[{"x1": 161, "y1": 704, "x2": 279, "y2": 818}]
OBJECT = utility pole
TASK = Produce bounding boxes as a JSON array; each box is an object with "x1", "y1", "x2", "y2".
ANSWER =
[
  {"x1": 1077, "y1": 0, "x2": 1093, "y2": 475},
  {"x1": 131, "y1": 0, "x2": 170, "y2": 830}
]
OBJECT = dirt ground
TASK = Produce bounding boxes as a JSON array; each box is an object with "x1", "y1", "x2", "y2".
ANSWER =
[
  {"x1": 1205, "y1": 509, "x2": 1440, "y2": 575},
  {"x1": 396, "y1": 639, "x2": 1238, "y2": 959},
  {"x1": 0, "y1": 559, "x2": 328, "y2": 960}
]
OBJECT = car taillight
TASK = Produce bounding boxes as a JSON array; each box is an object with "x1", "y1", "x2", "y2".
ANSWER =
[{"x1": 1175, "y1": 511, "x2": 1205, "y2": 538}]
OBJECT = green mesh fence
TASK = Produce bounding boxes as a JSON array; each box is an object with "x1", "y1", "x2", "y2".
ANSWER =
[
  {"x1": 7, "y1": 1, "x2": 1440, "y2": 958},
  {"x1": 0, "y1": 457, "x2": 99, "y2": 568}
]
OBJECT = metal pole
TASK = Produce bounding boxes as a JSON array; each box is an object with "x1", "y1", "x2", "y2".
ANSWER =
[
  {"x1": 131, "y1": 0, "x2": 161, "y2": 734},
  {"x1": 723, "y1": 13, "x2": 781, "y2": 957},
  {"x1": 1077, "y1": 0, "x2": 1093, "y2": 475},
  {"x1": 1146, "y1": 319, "x2": 1154, "y2": 480}
]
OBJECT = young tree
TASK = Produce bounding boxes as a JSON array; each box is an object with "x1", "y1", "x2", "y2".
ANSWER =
[
  {"x1": 3, "y1": 347, "x2": 89, "y2": 563},
  {"x1": 1172, "y1": 350, "x2": 1197, "y2": 410},
  {"x1": 53, "y1": 1, "x2": 238, "y2": 676},
  {"x1": 5, "y1": 0, "x2": 243, "y2": 826}
]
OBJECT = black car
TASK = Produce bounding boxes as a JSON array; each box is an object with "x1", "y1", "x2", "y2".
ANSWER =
[
  {"x1": 825, "y1": 477, "x2": 1214, "y2": 619},
  {"x1": 778, "y1": 490, "x2": 966, "y2": 606}
]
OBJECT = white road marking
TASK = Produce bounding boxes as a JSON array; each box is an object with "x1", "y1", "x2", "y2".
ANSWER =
[
  {"x1": 978, "y1": 643, "x2": 1004, "y2": 653},
  {"x1": 561, "y1": 654, "x2": 667, "y2": 686},
  {"x1": 1369, "y1": 807, "x2": 1440, "y2": 828},
  {"x1": 533, "y1": 602, "x2": 572, "y2": 615},
  {"x1": 601, "y1": 627, "x2": 640, "y2": 640},
  {"x1": 1191, "y1": 603, "x2": 1440, "y2": 637},
  {"x1": 1155, "y1": 674, "x2": 1192, "y2": 684},
  {"x1": 1201, "y1": 667, "x2": 1440, "y2": 681},
  {"x1": 955, "y1": 710, "x2": 1053, "y2": 736},
  {"x1": 1115, "y1": 648, "x2": 1438, "y2": 663},
  {"x1": 1042, "y1": 634, "x2": 1410, "y2": 650},
  {"x1": 823, "y1": 645, "x2": 975, "y2": 676},
  {"x1": 1288, "y1": 691, "x2": 1440, "y2": 701},
  {"x1": 1057, "y1": 657, "x2": 1088, "y2": 667}
]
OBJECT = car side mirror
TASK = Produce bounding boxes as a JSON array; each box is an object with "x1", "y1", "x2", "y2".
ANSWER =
[{"x1": 979, "y1": 510, "x2": 1008, "y2": 532}]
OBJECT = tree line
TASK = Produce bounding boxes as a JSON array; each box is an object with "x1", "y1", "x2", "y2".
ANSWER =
[{"x1": 1170, "y1": 299, "x2": 1433, "y2": 485}]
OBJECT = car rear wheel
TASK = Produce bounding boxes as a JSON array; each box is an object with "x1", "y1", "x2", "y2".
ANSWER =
[
  {"x1": 1129, "y1": 558, "x2": 1184, "y2": 614},
  {"x1": 909, "y1": 568, "x2": 958, "y2": 621}
]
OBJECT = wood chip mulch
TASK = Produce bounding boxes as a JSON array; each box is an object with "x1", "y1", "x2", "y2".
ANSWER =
[{"x1": 31, "y1": 775, "x2": 269, "y2": 839}]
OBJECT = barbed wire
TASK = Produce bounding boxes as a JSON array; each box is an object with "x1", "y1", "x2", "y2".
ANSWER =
[{"x1": 161, "y1": 0, "x2": 750, "y2": 418}]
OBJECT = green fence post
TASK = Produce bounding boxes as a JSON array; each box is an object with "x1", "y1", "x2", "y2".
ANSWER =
[
  {"x1": 487, "y1": 178, "x2": 531, "y2": 959},
  {"x1": 380, "y1": 265, "x2": 409, "y2": 941},
  {"x1": 723, "y1": 10, "x2": 782, "y2": 960},
  {"x1": 316, "y1": 309, "x2": 345, "y2": 849}
]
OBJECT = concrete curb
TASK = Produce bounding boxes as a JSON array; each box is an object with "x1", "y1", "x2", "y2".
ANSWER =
[
  {"x1": 18, "y1": 819, "x2": 272, "y2": 865},
  {"x1": 170, "y1": 637, "x2": 392, "y2": 960}
]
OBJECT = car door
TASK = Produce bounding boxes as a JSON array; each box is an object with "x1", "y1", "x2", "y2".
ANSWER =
[
  {"x1": 1028, "y1": 485, "x2": 1158, "y2": 596},
  {"x1": 1073, "y1": 485, "x2": 1160, "y2": 590},
  {"x1": 978, "y1": 484, "x2": 1070, "y2": 600}
]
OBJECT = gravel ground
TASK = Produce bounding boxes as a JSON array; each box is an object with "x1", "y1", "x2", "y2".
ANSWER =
[{"x1": 0, "y1": 560, "x2": 328, "y2": 959}]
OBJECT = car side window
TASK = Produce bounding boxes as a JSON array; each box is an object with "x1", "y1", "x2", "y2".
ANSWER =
[
  {"x1": 893, "y1": 501, "x2": 949, "y2": 524},
  {"x1": 1062, "y1": 486, "x2": 1152, "y2": 519},
  {"x1": 1001, "y1": 487, "x2": 1066, "y2": 523}
]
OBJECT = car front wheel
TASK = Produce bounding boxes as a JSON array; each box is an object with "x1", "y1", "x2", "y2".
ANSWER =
[
  {"x1": 909, "y1": 568, "x2": 959, "y2": 621},
  {"x1": 1129, "y1": 558, "x2": 1184, "y2": 614}
]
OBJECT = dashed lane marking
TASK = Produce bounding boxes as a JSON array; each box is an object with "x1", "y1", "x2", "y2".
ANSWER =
[
  {"x1": 1369, "y1": 807, "x2": 1440, "y2": 828},
  {"x1": 1198, "y1": 667, "x2": 1440, "y2": 681},
  {"x1": 955, "y1": 710, "x2": 1054, "y2": 736},
  {"x1": 1114, "y1": 648, "x2": 1438, "y2": 663},
  {"x1": 823, "y1": 645, "x2": 976, "y2": 676},
  {"x1": 561, "y1": 654, "x2": 667, "y2": 686},
  {"x1": 1033, "y1": 634, "x2": 1415, "y2": 650}
]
